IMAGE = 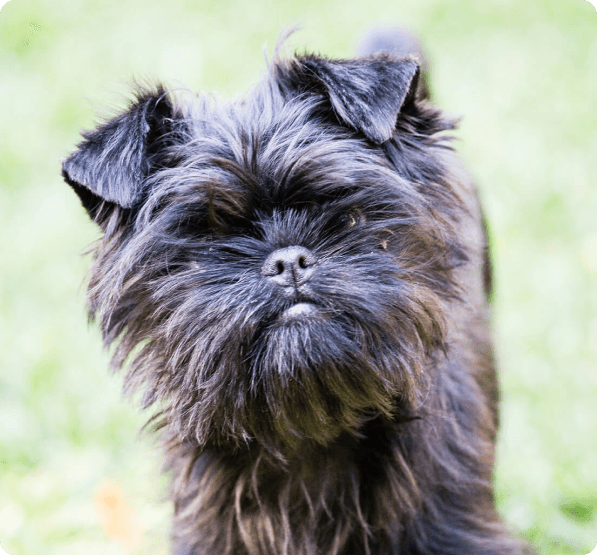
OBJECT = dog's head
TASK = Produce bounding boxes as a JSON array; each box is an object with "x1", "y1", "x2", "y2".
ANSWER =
[{"x1": 63, "y1": 53, "x2": 463, "y2": 458}]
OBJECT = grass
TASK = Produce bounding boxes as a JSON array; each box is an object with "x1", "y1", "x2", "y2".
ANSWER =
[{"x1": 0, "y1": 0, "x2": 596, "y2": 553}]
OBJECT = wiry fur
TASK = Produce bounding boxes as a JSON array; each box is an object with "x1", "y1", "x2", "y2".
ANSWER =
[{"x1": 63, "y1": 33, "x2": 524, "y2": 555}]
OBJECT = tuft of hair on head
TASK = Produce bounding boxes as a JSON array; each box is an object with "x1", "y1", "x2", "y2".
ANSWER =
[
  {"x1": 266, "y1": 24, "x2": 302, "y2": 68},
  {"x1": 356, "y1": 25, "x2": 430, "y2": 100}
]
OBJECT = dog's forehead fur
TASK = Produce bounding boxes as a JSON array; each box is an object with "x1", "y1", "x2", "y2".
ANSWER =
[
  {"x1": 153, "y1": 92, "x2": 382, "y2": 205},
  {"x1": 135, "y1": 59, "x2": 456, "y2": 246},
  {"x1": 154, "y1": 76, "x2": 398, "y2": 202}
]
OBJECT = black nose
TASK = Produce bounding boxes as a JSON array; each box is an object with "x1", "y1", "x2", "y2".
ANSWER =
[{"x1": 261, "y1": 246, "x2": 317, "y2": 287}]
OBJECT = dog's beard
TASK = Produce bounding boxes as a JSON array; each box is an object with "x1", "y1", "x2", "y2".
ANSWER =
[
  {"x1": 123, "y1": 244, "x2": 441, "y2": 459},
  {"x1": 249, "y1": 307, "x2": 398, "y2": 450}
]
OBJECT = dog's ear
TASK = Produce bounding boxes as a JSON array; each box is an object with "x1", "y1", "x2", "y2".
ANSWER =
[
  {"x1": 62, "y1": 85, "x2": 178, "y2": 223},
  {"x1": 278, "y1": 55, "x2": 420, "y2": 144}
]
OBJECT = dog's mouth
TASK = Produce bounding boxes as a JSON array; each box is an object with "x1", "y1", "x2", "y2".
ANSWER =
[{"x1": 279, "y1": 301, "x2": 319, "y2": 322}]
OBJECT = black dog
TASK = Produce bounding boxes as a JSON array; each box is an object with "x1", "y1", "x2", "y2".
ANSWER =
[{"x1": 63, "y1": 30, "x2": 523, "y2": 555}]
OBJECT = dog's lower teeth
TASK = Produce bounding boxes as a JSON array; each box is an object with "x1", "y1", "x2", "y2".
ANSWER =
[{"x1": 284, "y1": 303, "x2": 316, "y2": 318}]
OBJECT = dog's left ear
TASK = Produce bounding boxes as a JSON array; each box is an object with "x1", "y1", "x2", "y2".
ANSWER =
[
  {"x1": 279, "y1": 55, "x2": 420, "y2": 144},
  {"x1": 62, "y1": 85, "x2": 180, "y2": 224}
]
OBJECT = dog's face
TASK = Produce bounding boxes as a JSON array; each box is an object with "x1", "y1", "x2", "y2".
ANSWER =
[{"x1": 63, "y1": 54, "x2": 462, "y2": 458}]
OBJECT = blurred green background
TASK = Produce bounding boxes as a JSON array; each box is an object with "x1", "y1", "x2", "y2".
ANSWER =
[{"x1": 0, "y1": 0, "x2": 596, "y2": 553}]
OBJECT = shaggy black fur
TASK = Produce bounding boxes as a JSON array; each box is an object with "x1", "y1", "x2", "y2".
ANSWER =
[{"x1": 62, "y1": 31, "x2": 524, "y2": 555}]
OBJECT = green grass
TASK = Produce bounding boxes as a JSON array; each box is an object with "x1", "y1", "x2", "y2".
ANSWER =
[{"x1": 0, "y1": 0, "x2": 596, "y2": 553}]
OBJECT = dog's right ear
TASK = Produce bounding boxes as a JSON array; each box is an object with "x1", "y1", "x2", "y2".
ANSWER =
[
  {"x1": 62, "y1": 85, "x2": 179, "y2": 225},
  {"x1": 275, "y1": 55, "x2": 420, "y2": 144}
]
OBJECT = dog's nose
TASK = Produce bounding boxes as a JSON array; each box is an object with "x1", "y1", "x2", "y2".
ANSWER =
[{"x1": 261, "y1": 246, "x2": 317, "y2": 287}]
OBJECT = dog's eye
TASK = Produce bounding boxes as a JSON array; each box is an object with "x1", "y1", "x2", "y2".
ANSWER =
[{"x1": 342, "y1": 209, "x2": 364, "y2": 229}]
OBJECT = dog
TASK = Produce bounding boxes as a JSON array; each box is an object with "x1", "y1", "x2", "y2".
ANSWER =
[{"x1": 62, "y1": 29, "x2": 524, "y2": 555}]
